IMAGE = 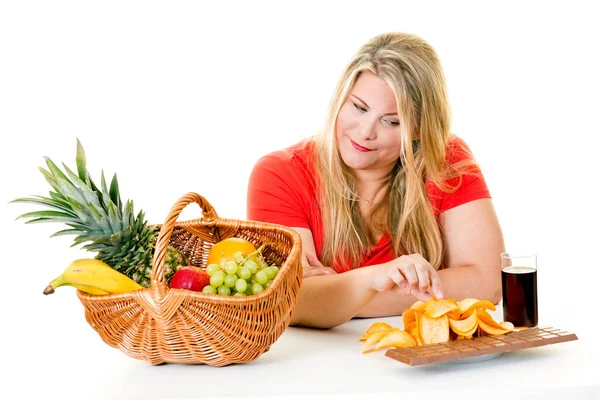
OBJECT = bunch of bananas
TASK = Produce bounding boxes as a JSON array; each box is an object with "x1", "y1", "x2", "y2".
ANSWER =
[{"x1": 44, "y1": 259, "x2": 143, "y2": 295}]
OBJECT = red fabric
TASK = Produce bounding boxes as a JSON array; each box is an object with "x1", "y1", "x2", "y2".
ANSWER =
[{"x1": 247, "y1": 135, "x2": 491, "y2": 273}]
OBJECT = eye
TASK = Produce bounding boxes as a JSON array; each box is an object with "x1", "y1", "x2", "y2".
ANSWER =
[
  {"x1": 384, "y1": 119, "x2": 400, "y2": 127},
  {"x1": 353, "y1": 103, "x2": 368, "y2": 113}
]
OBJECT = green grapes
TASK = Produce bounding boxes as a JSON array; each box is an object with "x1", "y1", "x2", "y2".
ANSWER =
[
  {"x1": 210, "y1": 270, "x2": 226, "y2": 287},
  {"x1": 224, "y1": 261, "x2": 238, "y2": 274},
  {"x1": 255, "y1": 270, "x2": 269, "y2": 285},
  {"x1": 202, "y1": 285, "x2": 217, "y2": 294},
  {"x1": 235, "y1": 278, "x2": 248, "y2": 293},
  {"x1": 224, "y1": 273, "x2": 238, "y2": 288},
  {"x1": 206, "y1": 263, "x2": 221, "y2": 276},
  {"x1": 204, "y1": 249, "x2": 280, "y2": 297}
]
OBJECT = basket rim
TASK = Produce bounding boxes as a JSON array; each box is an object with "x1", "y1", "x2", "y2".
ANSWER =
[{"x1": 78, "y1": 216, "x2": 303, "y2": 304}]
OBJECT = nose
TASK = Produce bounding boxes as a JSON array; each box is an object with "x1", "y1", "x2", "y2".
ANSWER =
[{"x1": 357, "y1": 116, "x2": 377, "y2": 140}]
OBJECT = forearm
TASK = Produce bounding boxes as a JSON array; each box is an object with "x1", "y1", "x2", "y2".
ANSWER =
[
  {"x1": 438, "y1": 265, "x2": 502, "y2": 304},
  {"x1": 290, "y1": 267, "x2": 377, "y2": 329},
  {"x1": 355, "y1": 265, "x2": 502, "y2": 318}
]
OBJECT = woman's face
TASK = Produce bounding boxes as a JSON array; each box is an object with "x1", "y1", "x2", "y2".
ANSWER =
[{"x1": 335, "y1": 71, "x2": 403, "y2": 176}]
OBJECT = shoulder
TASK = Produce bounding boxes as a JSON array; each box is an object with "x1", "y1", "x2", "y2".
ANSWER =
[
  {"x1": 247, "y1": 138, "x2": 318, "y2": 228},
  {"x1": 444, "y1": 134, "x2": 476, "y2": 165},
  {"x1": 251, "y1": 138, "x2": 316, "y2": 173},
  {"x1": 426, "y1": 134, "x2": 490, "y2": 216},
  {"x1": 251, "y1": 138, "x2": 315, "y2": 184}
]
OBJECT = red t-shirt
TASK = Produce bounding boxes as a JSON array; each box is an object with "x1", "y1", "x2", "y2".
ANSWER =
[{"x1": 246, "y1": 135, "x2": 491, "y2": 273}]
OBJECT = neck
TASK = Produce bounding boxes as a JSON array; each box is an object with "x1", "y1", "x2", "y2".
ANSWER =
[
  {"x1": 353, "y1": 167, "x2": 392, "y2": 245},
  {"x1": 354, "y1": 164, "x2": 394, "y2": 206}
]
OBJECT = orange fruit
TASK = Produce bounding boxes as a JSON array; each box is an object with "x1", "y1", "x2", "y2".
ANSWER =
[{"x1": 207, "y1": 237, "x2": 257, "y2": 265}]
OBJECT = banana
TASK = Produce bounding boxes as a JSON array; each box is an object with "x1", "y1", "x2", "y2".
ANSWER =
[
  {"x1": 68, "y1": 283, "x2": 111, "y2": 295},
  {"x1": 43, "y1": 277, "x2": 111, "y2": 295},
  {"x1": 43, "y1": 258, "x2": 143, "y2": 295}
]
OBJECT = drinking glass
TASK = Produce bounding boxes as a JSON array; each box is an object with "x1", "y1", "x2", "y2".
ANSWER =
[{"x1": 501, "y1": 252, "x2": 538, "y2": 328}]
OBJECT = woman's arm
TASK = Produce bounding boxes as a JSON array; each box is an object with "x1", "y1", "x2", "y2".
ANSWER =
[
  {"x1": 289, "y1": 227, "x2": 374, "y2": 328},
  {"x1": 290, "y1": 266, "x2": 378, "y2": 329},
  {"x1": 356, "y1": 198, "x2": 505, "y2": 317},
  {"x1": 289, "y1": 228, "x2": 442, "y2": 329}
]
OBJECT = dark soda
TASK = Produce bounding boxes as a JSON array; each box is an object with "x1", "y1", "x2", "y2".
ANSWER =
[{"x1": 501, "y1": 266, "x2": 538, "y2": 328}]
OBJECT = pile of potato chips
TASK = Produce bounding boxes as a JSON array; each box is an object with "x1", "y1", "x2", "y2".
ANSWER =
[{"x1": 360, "y1": 297, "x2": 514, "y2": 353}]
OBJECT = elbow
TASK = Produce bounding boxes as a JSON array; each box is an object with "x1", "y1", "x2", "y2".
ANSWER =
[
  {"x1": 290, "y1": 315, "x2": 347, "y2": 330},
  {"x1": 490, "y1": 270, "x2": 503, "y2": 305},
  {"x1": 469, "y1": 265, "x2": 503, "y2": 305},
  {"x1": 290, "y1": 309, "x2": 350, "y2": 330},
  {"x1": 485, "y1": 274, "x2": 503, "y2": 305},
  {"x1": 491, "y1": 286, "x2": 502, "y2": 305},
  {"x1": 478, "y1": 276, "x2": 502, "y2": 306},
  {"x1": 291, "y1": 322, "x2": 339, "y2": 330}
]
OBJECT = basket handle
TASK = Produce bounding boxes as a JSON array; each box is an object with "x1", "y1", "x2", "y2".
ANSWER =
[{"x1": 150, "y1": 192, "x2": 219, "y2": 292}]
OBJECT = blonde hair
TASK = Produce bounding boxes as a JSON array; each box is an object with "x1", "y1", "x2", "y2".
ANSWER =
[{"x1": 315, "y1": 32, "x2": 476, "y2": 271}]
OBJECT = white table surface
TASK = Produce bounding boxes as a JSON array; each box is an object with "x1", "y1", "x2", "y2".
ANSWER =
[{"x1": 4, "y1": 295, "x2": 598, "y2": 400}]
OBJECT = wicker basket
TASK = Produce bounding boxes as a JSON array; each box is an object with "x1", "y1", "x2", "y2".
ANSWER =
[{"x1": 76, "y1": 192, "x2": 303, "y2": 366}]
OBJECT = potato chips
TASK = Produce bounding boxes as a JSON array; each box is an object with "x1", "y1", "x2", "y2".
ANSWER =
[{"x1": 361, "y1": 297, "x2": 514, "y2": 353}]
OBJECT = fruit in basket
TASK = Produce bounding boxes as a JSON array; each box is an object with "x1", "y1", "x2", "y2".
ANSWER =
[
  {"x1": 207, "y1": 237, "x2": 257, "y2": 266},
  {"x1": 11, "y1": 139, "x2": 188, "y2": 288},
  {"x1": 169, "y1": 266, "x2": 211, "y2": 292},
  {"x1": 43, "y1": 258, "x2": 143, "y2": 295},
  {"x1": 361, "y1": 297, "x2": 515, "y2": 353},
  {"x1": 202, "y1": 242, "x2": 280, "y2": 296}
]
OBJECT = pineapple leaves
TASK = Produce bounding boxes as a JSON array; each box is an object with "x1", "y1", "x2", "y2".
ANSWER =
[
  {"x1": 10, "y1": 195, "x2": 75, "y2": 217},
  {"x1": 38, "y1": 166, "x2": 63, "y2": 195},
  {"x1": 50, "y1": 228, "x2": 85, "y2": 238},
  {"x1": 76, "y1": 138, "x2": 100, "y2": 193},
  {"x1": 108, "y1": 201, "x2": 123, "y2": 232},
  {"x1": 67, "y1": 198, "x2": 102, "y2": 231},
  {"x1": 88, "y1": 202, "x2": 111, "y2": 234},
  {"x1": 61, "y1": 162, "x2": 103, "y2": 210},
  {"x1": 100, "y1": 170, "x2": 122, "y2": 221},
  {"x1": 75, "y1": 138, "x2": 87, "y2": 181},
  {"x1": 17, "y1": 210, "x2": 78, "y2": 223},
  {"x1": 11, "y1": 139, "x2": 175, "y2": 288},
  {"x1": 44, "y1": 158, "x2": 88, "y2": 207},
  {"x1": 109, "y1": 173, "x2": 122, "y2": 211},
  {"x1": 43, "y1": 156, "x2": 70, "y2": 185}
]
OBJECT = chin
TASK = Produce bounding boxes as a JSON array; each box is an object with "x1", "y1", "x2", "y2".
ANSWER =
[
  {"x1": 337, "y1": 136, "x2": 375, "y2": 170},
  {"x1": 339, "y1": 151, "x2": 373, "y2": 170}
]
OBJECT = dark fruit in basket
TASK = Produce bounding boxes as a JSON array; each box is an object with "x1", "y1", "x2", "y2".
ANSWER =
[{"x1": 169, "y1": 266, "x2": 211, "y2": 292}]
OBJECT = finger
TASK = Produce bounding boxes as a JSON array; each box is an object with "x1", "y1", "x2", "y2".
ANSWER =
[
  {"x1": 413, "y1": 262, "x2": 432, "y2": 293},
  {"x1": 303, "y1": 265, "x2": 333, "y2": 278},
  {"x1": 306, "y1": 253, "x2": 325, "y2": 268},
  {"x1": 428, "y1": 269, "x2": 444, "y2": 299},
  {"x1": 399, "y1": 263, "x2": 419, "y2": 288},
  {"x1": 412, "y1": 288, "x2": 432, "y2": 302},
  {"x1": 389, "y1": 267, "x2": 405, "y2": 287},
  {"x1": 304, "y1": 269, "x2": 331, "y2": 278},
  {"x1": 323, "y1": 267, "x2": 337, "y2": 275},
  {"x1": 301, "y1": 253, "x2": 309, "y2": 268}
]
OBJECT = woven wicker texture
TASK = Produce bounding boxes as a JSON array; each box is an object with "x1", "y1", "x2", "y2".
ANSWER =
[{"x1": 76, "y1": 192, "x2": 303, "y2": 366}]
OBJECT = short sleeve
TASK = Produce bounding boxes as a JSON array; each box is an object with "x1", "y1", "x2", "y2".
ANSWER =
[
  {"x1": 427, "y1": 136, "x2": 491, "y2": 216},
  {"x1": 246, "y1": 153, "x2": 310, "y2": 229}
]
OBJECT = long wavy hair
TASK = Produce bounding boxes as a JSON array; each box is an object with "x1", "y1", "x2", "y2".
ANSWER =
[{"x1": 314, "y1": 32, "x2": 477, "y2": 271}]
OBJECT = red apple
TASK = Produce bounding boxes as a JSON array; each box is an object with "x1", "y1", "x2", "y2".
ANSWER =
[{"x1": 169, "y1": 266, "x2": 211, "y2": 292}]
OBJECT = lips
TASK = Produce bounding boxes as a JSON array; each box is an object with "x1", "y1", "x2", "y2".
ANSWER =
[{"x1": 350, "y1": 139, "x2": 374, "y2": 152}]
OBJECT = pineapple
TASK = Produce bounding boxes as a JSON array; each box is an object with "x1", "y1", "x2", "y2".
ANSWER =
[{"x1": 11, "y1": 139, "x2": 188, "y2": 288}]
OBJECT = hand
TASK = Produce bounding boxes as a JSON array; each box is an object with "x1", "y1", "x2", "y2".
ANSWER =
[
  {"x1": 370, "y1": 253, "x2": 443, "y2": 302},
  {"x1": 302, "y1": 253, "x2": 337, "y2": 278}
]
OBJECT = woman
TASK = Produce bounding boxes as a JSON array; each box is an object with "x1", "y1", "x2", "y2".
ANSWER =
[{"x1": 247, "y1": 32, "x2": 505, "y2": 329}]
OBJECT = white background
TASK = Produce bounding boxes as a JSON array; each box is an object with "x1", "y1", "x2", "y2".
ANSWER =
[{"x1": 0, "y1": 1, "x2": 598, "y2": 399}]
